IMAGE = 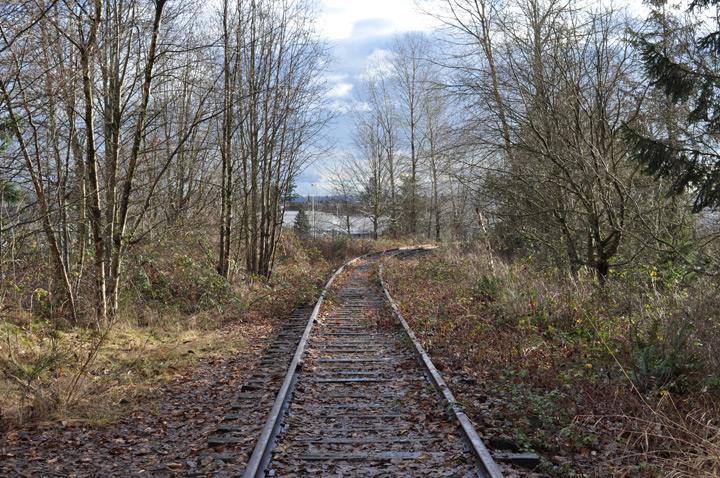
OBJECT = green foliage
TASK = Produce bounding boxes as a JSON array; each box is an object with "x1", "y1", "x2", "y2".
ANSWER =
[
  {"x1": 627, "y1": 0, "x2": 720, "y2": 211},
  {"x1": 420, "y1": 257, "x2": 467, "y2": 282},
  {"x1": 293, "y1": 208, "x2": 311, "y2": 235},
  {"x1": 125, "y1": 238, "x2": 239, "y2": 313},
  {"x1": 0, "y1": 179, "x2": 24, "y2": 204},
  {"x1": 2, "y1": 326, "x2": 64, "y2": 386},
  {"x1": 285, "y1": 178, "x2": 300, "y2": 202},
  {"x1": 621, "y1": 317, "x2": 700, "y2": 393},
  {"x1": 383, "y1": 246, "x2": 720, "y2": 476},
  {"x1": 1, "y1": 101, "x2": 13, "y2": 151},
  {"x1": 0, "y1": 323, "x2": 69, "y2": 420},
  {"x1": 295, "y1": 273, "x2": 321, "y2": 306},
  {"x1": 473, "y1": 273, "x2": 503, "y2": 302},
  {"x1": 504, "y1": 382, "x2": 570, "y2": 452}
]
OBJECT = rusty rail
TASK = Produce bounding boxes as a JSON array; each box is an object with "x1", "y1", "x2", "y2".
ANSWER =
[
  {"x1": 242, "y1": 248, "x2": 398, "y2": 478},
  {"x1": 379, "y1": 249, "x2": 505, "y2": 478}
]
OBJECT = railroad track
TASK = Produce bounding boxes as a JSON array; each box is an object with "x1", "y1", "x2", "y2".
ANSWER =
[
  {"x1": 202, "y1": 308, "x2": 314, "y2": 466},
  {"x1": 208, "y1": 248, "x2": 514, "y2": 477}
]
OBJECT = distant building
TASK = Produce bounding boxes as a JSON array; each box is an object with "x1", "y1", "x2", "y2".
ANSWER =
[{"x1": 283, "y1": 210, "x2": 388, "y2": 237}]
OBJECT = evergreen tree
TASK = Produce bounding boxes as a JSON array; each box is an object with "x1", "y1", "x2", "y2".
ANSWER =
[
  {"x1": 294, "y1": 208, "x2": 311, "y2": 235},
  {"x1": 627, "y1": 0, "x2": 720, "y2": 212},
  {"x1": 285, "y1": 178, "x2": 300, "y2": 203},
  {"x1": 0, "y1": 108, "x2": 22, "y2": 205},
  {"x1": 0, "y1": 180, "x2": 23, "y2": 203}
]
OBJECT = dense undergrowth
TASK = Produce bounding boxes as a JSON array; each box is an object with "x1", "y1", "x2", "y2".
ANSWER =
[
  {"x1": 0, "y1": 232, "x2": 394, "y2": 429},
  {"x1": 383, "y1": 244, "x2": 720, "y2": 478}
]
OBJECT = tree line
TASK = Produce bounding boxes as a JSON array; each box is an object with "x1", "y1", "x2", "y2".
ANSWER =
[
  {"x1": 337, "y1": 0, "x2": 720, "y2": 282},
  {"x1": 0, "y1": 0, "x2": 330, "y2": 324},
  {"x1": 2, "y1": 0, "x2": 720, "y2": 325}
]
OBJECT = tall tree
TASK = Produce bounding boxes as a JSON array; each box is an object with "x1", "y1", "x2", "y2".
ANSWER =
[
  {"x1": 348, "y1": 115, "x2": 391, "y2": 240},
  {"x1": 217, "y1": 0, "x2": 236, "y2": 278},
  {"x1": 1, "y1": 0, "x2": 215, "y2": 323},
  {"x1": 293, "y1": 208, "x2": 311, "y2": 235},
  {"x1": 420, "y1": 85, "x2": 455, "y2": 241},
  {"x1": 436, "y1": 0, "x2": 686, "y2": 280},
  {"x1": 626, "y1": 0, "x2": 720, "y2": 212},
  {"x1": 229, "y1": 0, "x2": 330, "y2": 277},
  {"x1": 356, "y1": 53, "x2": 402, "y2": 237},
  {"x1": 0, "y1": 2, "x2": 79, "y2": 321},
  {"x1": 325, "y1": 160, "x2": 360, "y2": 237},
  {"x1": 392, "y1": 32, "x2": 430, "y2": 235},
  {"x1": 431, "y1": 0, "x2": 512, "y2": 158}
]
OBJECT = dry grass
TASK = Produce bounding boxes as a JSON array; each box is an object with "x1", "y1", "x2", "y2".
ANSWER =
[
  {"x1": 0, "y1": 233, "x2": 392, "y2": 429},
  {"x1": 573, "y1": 402, "x2": 720, "y2": 477},
  {"x1": 619, "y1": 399, "x2": 720, "y2": 477},
  {"x1": 0, "y1": 308, "x2": 248, "y2": 428},
  {"x1": 382, "y1": 243, "x2": 720, "y2": 477}
]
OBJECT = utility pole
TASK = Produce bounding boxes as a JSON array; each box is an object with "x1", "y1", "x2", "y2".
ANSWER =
[{"x1": 311, "y1": 183, "x2": 316, "y2": 237}]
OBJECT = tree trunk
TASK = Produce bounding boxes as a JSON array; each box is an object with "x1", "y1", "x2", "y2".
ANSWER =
[
  {"x1": 218, "y1": 0, "x2": 233, "y2": 279},
  {"x1": 108, "y1": 0, "x2": 167, "y2": 316},
  {"x1": 0, "y1": 73, "x2": 79, "y2": 323}
]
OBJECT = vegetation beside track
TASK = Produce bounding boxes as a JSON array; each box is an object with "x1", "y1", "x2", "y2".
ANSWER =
[
  {"x1": 382, "y1": 244, "x2": 720, "y2": 478},
  {"x1": 0, "y1": 233, "x2": 402, "y2": 429}
]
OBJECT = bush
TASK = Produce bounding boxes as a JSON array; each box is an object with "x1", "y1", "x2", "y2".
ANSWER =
[
  {"x1": 124, "y1": 237, "x2": 240, "y2": 314},
  {"x1": 382, "y1": 242, "x2": 720, "y2": 476},
  {"x1": 474, "y1": 273, "x2": 504, "y2": 302},
  {"x1": 621, "y1": 317, "x2": 701, "y2": 393}
]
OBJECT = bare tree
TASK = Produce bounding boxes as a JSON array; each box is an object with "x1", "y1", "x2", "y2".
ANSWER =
[
  {"x1": 419, "y1": 85, "x2": 455, "y2": 241},
  {"x1": 325, "y1": 160, "x2": 359, "y2": 237},
  {"x1": 429, "y1": 0, "x2": 687, "y2": 280},
  {"x1": 0, "y1": 0, "x2": 219, "y2": 323},
  {"x1": 219, "y1": 0, "x2": 330, "y2": 277},
  {"x1": 429, "y1": 0, "x2": 512, "y2": 157},
  {"x1": 0, "y1": 2, "x2": 79, "y2": 321},
  {"x1": 69, "y1": 0, "x2": 171, "y2": 318},
  {"x1": 391, "y1": 32, "x2": 431, "y2": 235},
  {"x1": 355, "y1": 54, "x2": 403, "y2": 237},
  {"x1": 349, "y1": 116, "x2": 391, "y2": 240},
  {"x1": 217, "y1": 0, "x2": 236, "y2": 278}
]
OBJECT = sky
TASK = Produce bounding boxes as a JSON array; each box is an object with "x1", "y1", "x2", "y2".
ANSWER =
[
  {"x1": 294, "y1": 0, "x2": 440, "y2": 197},
  {"x1": 294, "y1": 0, "x2": 649, "y2": 198}
]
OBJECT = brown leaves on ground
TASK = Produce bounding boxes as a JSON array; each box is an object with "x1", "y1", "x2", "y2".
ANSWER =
[
  {"x1": 0, "y1": 320, "x2": 273, "y2": 477},
  {"x1": 382, "y1": 254, "x2": 715, "y2": 478}
]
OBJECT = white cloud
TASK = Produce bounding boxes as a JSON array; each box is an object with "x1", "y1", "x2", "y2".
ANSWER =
[
  {"x1": 358, "y1": 49, "x2": 397, "y2": 81},
  {"x1": 328, "y1": 82, "x2": 354, "y2": 98},
  {"x1": 326, "y1": 73, "x2": 350, "y2": 83},
  {"x1": 327, "y1": 98, "x2": 370, "y2": 115},
  {"x1": 320, "y1": 0, "x2": 441, "y2": 40},
  {"x1": 328, "y1": 99, "x2": 352, "y2": 114}
]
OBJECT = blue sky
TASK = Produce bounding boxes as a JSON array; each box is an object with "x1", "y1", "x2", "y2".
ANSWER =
[
  {"x1": 294, "y1": 0, "x2": 440, "y2": 197},
  {"x1": 294, "y1": 0, "x2": 649, "y2": 197}
]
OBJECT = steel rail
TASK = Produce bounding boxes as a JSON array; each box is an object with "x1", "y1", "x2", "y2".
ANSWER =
[
  {"x1": 379, "y1": 249, "x2": 505, "y2": 478},
  {"x1": 242, "y1": 248, "x2": 400, "y2": 478}
]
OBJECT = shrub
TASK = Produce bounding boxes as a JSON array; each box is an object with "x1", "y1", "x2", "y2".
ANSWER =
[{"x1": 621, "y1": 317, "x2": 701, "y2": 394}]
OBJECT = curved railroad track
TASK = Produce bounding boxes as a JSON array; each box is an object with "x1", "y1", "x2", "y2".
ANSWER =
[{"x1": 208, "y1": 248, "x2": 516, "y2": 477}]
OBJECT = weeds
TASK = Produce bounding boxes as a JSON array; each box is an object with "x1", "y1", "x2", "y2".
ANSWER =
[
  {"x1": 473, "y1": 273, "x2": 503, "y2": 302},
  {"x1": 623, "y1": 317, "x2": 700, "y2": 393},
  {"x1": 0, "y1": 323, "x2": 113, "y2": 425},
  {"x1": 618, "y1": 399, "x2": 720, "y2": 477},
  {"x1": 383, "y1": 243, "x2": 720, "y2": 477},
  {"x1": 0, "y1": 233, "x2": 397, "y2": 428}
]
